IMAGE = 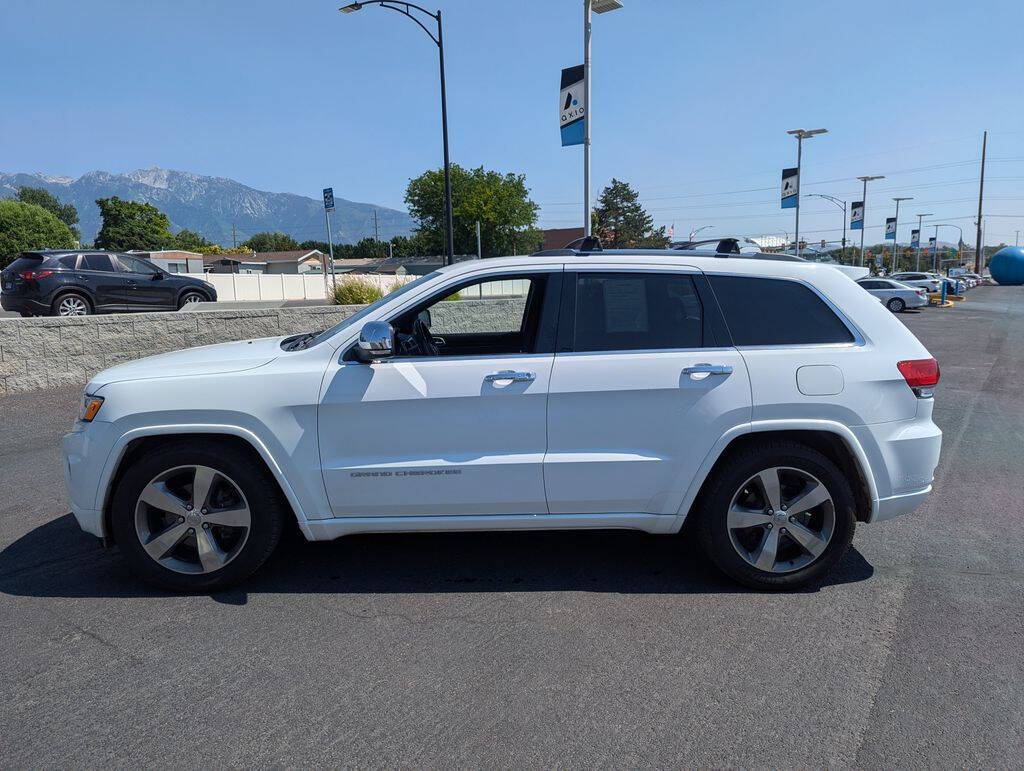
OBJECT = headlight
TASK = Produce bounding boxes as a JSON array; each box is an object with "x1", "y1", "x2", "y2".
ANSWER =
[{"x1": 81, "y1": 394, "x2": 104, "y2": 422}]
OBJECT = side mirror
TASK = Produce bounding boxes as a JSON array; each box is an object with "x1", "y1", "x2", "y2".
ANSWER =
[
  {"x1": 151, "y1": 272, "x2": 163, "y2": 280},
  {"x1": 355, "y1": 320, "x2": 395, "y2": 362}
]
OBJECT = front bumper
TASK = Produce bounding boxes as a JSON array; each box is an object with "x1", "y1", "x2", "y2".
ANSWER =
[{"x1": 63, "y1": 420, "x2": 117, "y2": 538}]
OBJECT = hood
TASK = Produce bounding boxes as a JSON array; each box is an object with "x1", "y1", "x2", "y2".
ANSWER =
[{"x1": 87, "y1": 337, "x2": 283, "y2": 390}]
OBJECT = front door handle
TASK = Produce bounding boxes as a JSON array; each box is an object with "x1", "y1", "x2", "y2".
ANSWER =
[
  {"x1": 682, "y1": 363, "x2": 733, "y2": 379},
  {"x1": 484, "y1": 370, "x2": 536, "y2": 383}
]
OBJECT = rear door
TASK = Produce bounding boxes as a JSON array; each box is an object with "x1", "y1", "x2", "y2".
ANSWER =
[
  {"x1": 78, "y1": 253, "x2": 126, "y2": 311},
  {"x1": 544, "y1": 267, "x2": 752, "y2": 516}
]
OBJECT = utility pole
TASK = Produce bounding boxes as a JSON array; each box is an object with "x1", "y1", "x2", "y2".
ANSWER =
[
  {"x1": 891, "y1": 197, "x2": 913, "y2": 275},
  {"x1": 373, "y1": 210, "x2": 380, "y2": 259},
  {"x1": 232, "y1": 224, "x2": 237, "y2": 250},
  {"x1": 975, "y1": 130, "x2": 987, "y2": 274},
  {"x1": 475, "y1": 220, "x2": 481, "y2": 259}
]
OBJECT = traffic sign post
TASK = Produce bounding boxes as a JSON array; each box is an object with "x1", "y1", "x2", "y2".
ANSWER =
[{"x1": 322, "y1": 187, "x2": 337, "y2": 290}]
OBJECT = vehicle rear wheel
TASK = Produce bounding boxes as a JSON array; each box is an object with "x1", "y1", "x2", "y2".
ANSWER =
[
  {"x1": 886, "y1": 297, "x2": 906, "y2": 313},
  {"x1": 695, "y1": 440, "x2": 856, "y2": 590},
  {"x1": 110, "y1": 440, "x2": 287, "y2": 591},
  {"x1": 52, "y1": 292, "x2": 91, "y2": 316},
  {"x1": 178, "y1": 291, "x2": 206, "y2": 309}
]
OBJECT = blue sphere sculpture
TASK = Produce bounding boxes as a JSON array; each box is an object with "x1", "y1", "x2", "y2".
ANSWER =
[{"x1": 989, "y1": 247, "x2": 1024, "y2": 286}]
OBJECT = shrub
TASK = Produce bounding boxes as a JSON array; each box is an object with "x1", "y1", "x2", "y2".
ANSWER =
[{"x1": 331, "y1": 279, "x2": 384, "y2": 305}]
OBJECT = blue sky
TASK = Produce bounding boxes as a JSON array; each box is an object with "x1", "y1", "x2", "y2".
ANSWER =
[{"x1": 3, "y1": 0, "x2": 1024, "y2": 246}]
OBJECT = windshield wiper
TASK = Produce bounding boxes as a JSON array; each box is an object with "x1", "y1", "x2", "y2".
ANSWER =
[{"x1": 284, "y1": 330, "x2": 323, "y2": 351}]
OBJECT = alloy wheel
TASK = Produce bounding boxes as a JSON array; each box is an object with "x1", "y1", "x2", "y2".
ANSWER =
[
  {"x1": 134, "y1": 465, "x2": 251, "y2": 575},
  {"x1": 58, "y1": 296, "x2": 88, "y2": 316},
  {"x1": 182, "y1": 293, "x2": 203, "y2": 305},
  {"x1": 726, "y1": 466, "x2": 835, "y2": 574}
]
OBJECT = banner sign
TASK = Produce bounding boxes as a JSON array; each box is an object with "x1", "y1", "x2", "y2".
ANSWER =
[
  {"x1": 559, "y1": 65, "x2": 585, "y2": 147},
  {"x1": 322, "y1": 187, "x2": 335, "y2": 213},
  {"x1": 781, "y1": 167, "x2": 798, "y2": 209},
  {"x1": 928, "y1": 236, "x2": 937, "y2": 255},
  {"x1": 850, "y1": 200, "x2": 864, "y2": 230},
  {"x1": 911, "y1": 228, "x2": 920, "y2": 248},
  {"x1": 885, "y1": 217, "x2": 897, "y2": 240}
]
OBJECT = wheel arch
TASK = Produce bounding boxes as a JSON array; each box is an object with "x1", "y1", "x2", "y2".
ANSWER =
[
  {"x1": 176, "y1": 286, "x2": 210, "y2": 303},
  {"x1": 100, "y1": 427, "x2": 307, "y2": 543},
  {"x1": 676, "y1": 422, "x2": 877, "y2": 530},
  {"x1": 50, "y1": 287, "x2": 94, "y2": 314}
]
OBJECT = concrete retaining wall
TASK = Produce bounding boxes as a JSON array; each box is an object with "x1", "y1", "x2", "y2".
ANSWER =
[{"x1": 0, "y1": 299, "x2": 524, "y2": 395}]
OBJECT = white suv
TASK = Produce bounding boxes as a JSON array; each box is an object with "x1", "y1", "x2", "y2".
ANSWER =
[{"x1": 63, "y1": 252, "x2": 942, "y2": 591}]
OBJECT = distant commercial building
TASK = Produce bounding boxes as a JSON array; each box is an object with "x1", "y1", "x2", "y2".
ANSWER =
[
  {"x1": 541, "y1": 227, "x2": 584, "y2": 251},
  {"x1": 129, "y1": 250, "x2": 204, "y2": 273}
]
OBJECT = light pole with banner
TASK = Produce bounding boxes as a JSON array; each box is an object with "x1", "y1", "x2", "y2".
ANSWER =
[
  {"x1": 339, "y1": 1, "x2": 454, "y2": 265},
  {"x1": 889, "y1": 197, "x2": 913, "y2": 274},
  {"x1": 784, "y1": 128, "x2": 827, "y2": 257},
  {"x1": 914, "y1": 213, "x2": 932, "y2": 271},
  {"x1": 855, "y1": 175, "x2": 885, "y2": 266},
  {"x1": 322, "y1": 187, "x2": 337, "y2": 290},
  {"x1": 581, "y1": 0, "x2": 623, "y2": 238}
]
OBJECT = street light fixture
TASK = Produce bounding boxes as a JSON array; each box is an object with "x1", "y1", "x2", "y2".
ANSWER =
[
  {"x1": 931, "y1": 223, "x2": 964, "y2": 272},
  {"x1": 339, "y1": 1, "x2": 454, "y2": 265},
  {"x1": 806, "y1": 193, "x2": 847, "y2": 259},
  {"x1": 890, "y1": 196, "x2": 913, "y2": 274},
  {"x1": 582, "y1": 0, "x2": 623, "y2": 238},
  {"x1": 689, "y1": 225, "x2": 713, "y2": 241},
  {"x1": 914, "y1": 213, "x2": 933, "y2": 271},
  {"x1": 786, "y1": 128, "x2": 827, "y2": 257},
  {"x1": 856, "y1": 175, "x2": 885, "y2": 267}
]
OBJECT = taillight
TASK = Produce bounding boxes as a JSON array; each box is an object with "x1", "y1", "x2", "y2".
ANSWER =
[
  {"x1": 897, "y1": 358, "x2": 940, "y2": 396},
  {"x1": 19, "y1": 269, "x2": 54, "y2": 280}
]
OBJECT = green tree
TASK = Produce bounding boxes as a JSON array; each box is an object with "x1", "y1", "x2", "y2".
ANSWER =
[
  {"x1": 238, "y1": 231, "x2": 299, "y2": 252},
  {"x1": 173, "y1": 228, "x2": 223, "y2": 254},
  {"x1": 16, "y1": 186, "x2": 79, "y2": 239},
  {"x1": 405, "y1": 164, "x2": 541, "y2": 258},
  {"x1": 592, "y1": 179, "x2": 668, "y2": 249},
  {"x1": 93, "y1": 196, "x2": 174, "y2": 251},
  {"x1": 0, "y1": 200, "x2": 76, "y2": 268}
]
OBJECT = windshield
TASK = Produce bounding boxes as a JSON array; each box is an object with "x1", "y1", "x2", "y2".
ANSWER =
[{"x1": 307, "y1": 271, "x2": 441, "y2": 346}]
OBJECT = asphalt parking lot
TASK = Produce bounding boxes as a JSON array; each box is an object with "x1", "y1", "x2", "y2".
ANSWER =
[{"x1": 1, "y1": 286, "x2": 1022, "y2": 767}]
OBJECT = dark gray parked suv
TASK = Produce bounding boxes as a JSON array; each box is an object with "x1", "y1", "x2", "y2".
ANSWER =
[{"x1": 1, "y1": 250, "x2": 217, "y2": 316}]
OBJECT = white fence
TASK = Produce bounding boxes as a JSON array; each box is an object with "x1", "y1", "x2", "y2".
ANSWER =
[{"x1": 188, "y1": 272, "x2": 529, "y2": 303}]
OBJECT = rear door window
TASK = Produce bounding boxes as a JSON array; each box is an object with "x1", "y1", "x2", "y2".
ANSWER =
[
  {"x1": 81, "y1": 254, "x2": 116, "y2": 272},
  {"x1": 573, "y1": 272, "x2": 703, "y2": 352},
  {"x1": 708, "y1": 275, "x2": 855, "y2": 346}
]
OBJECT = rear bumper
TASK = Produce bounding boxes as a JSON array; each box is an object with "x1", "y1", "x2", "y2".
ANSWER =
[
  {"x1": 0, "y1": 294, "x2": 48, "y2": 313},
  {"x1": 906, "y1": 294, "x2": 928, "y2": 308}
]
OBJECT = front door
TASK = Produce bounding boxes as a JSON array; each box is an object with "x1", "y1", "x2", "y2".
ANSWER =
[
  {"x1": 544, "y1": 268, "x2": 752, "y2": 516},
  {"x1": 115, "y1": 255, "x2": 177, "y2": 310},
  {"x1": 318, "y1": 269, "x2": 561, "y2": 517}
]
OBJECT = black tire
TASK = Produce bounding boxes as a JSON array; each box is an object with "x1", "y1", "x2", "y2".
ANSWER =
[
  {"x1": 110, "y1": 440, "x2": 286, "y2": 591},
  {"x1": 886, "y1": 297, "x2": 906, "y2": 313},
  {"x1": 695, "y1": 440, "x2": 856, "y2": 591},
  {"x1": 51, "y1": 291, "x2": 92, "y2": 316},
  {"x1": 178, "y1": 291, "x2": 207, "y2": 309},
  {"x1": 19, "y1": 311, "x2": 32, "y2": 318}
]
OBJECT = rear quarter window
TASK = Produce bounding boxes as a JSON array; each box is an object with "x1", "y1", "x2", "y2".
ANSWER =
[{"x1": 708, "y1": 275, "x2": 855, "y2": 346}]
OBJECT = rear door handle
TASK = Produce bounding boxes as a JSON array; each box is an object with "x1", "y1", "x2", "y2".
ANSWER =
[
  {"x1": 682, "y1": 363, "x2": 733, "y2": 378},
  {"x1": 484, "y1": 370, "x2": 536, "y2": 383}
]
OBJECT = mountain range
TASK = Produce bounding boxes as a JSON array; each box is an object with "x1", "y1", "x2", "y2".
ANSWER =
[{"x1": 0, "y1": 167, "x2": 416, "y2": 247}]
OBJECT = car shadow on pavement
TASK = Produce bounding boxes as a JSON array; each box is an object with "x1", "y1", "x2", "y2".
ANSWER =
[{"x1": 0, "y1": 513, "x2": 874, "y2": 603}]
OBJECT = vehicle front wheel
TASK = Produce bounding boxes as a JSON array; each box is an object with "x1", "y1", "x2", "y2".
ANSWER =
[
  {"x1": 695, "y1": 441, "x2": 856, "y2": 590},
  {"x1": 110, "y1": 440, "x2": 287, "y2": 591},
  {"x1": 52, "y1": 292, "x2": 91, "y2": 316},
  {"x1": 886, "y1": 297, "x2": 906, "y2": 313},
  {"x1": 178, "y1": 291, "x2": 206, "y2": 309}
]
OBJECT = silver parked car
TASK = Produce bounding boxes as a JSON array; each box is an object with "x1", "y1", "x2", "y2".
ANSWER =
[
  {"x1": 857, "y1": 278, "x2": 929, "y2": 312},
  {"x1": 889, "y1": 272, "x2": 942, "y2": 293}
]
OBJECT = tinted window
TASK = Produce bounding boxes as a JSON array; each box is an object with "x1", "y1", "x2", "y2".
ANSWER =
[
  {"x1": 58, "y1": 254, "x2": 79, "y2": 269},
  {"x1": 81, "y1": 254, "x2": 115, "y2": 272},
  {"x1": 574, "y1": 272, "x2": 703, "y2": 352},
  {"x1": 4, "y1": 256, "x2": 44, "y2": 273},
  {"x1": 859, "y1": 280, "x2": 884, "y2": 289},
  {"x1": 708, "y1": 275, "x2": 854, "y2": 346},
  {"x1": 117, "y1": 255, "x2": 160, "y2": 274}
]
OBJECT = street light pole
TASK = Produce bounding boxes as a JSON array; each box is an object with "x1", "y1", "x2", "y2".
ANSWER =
[
  {"x1": 856, "y1": 175, "x2": 884, "y2": 267},
  {"x1": 890, "y1": 197, "x2": 913, "y2": 274},
  {"x1": 806, "y1": 193, "x2": 846, "y2": 261},
  {"x1": 582, "y1": 0, "x2": 623, "y2": 238},
  {"x1": 786, "y1": 128, "x2": 827, "y2": 258},
  {"x1": 914, "y1": 213, "x2": 932, "y2": 271},
  {"x1": 339, "y1": 1, "x2": 454, "y2": 265}
]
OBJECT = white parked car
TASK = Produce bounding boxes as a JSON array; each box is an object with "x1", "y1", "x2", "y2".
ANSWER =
[
  {"x1": 64, "y1": 251, "x2": 943, "y2": 591},
  {"x1": 890, "y1": 272, "x2": 942, "y2": 293},
  {"x1": 856, "y1": 278, "x2": 929, "y2": 312}
]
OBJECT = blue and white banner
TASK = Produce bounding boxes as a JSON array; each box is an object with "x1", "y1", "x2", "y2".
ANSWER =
[
  {"x1": 928, "y1": 236, "x2": 937, "y2": 255},
  {"x1": 781, "y1": 167, "x2": 798, "y2": 209},
  {"x1": 885, "y1": 217, "x2": 897, "y2": 240},
  {"x1": 322, "y1": 187, "x2": 335, "y2": 213},
  {"x1": 559, "y1": 65, "x2": 585, "y2": 147},
  {"x1": 911, "y1": 228, "x2": 920, "y2": 248},
  {"x1": 850, "y1": 200, "x2": 864, "y2": 230}
]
